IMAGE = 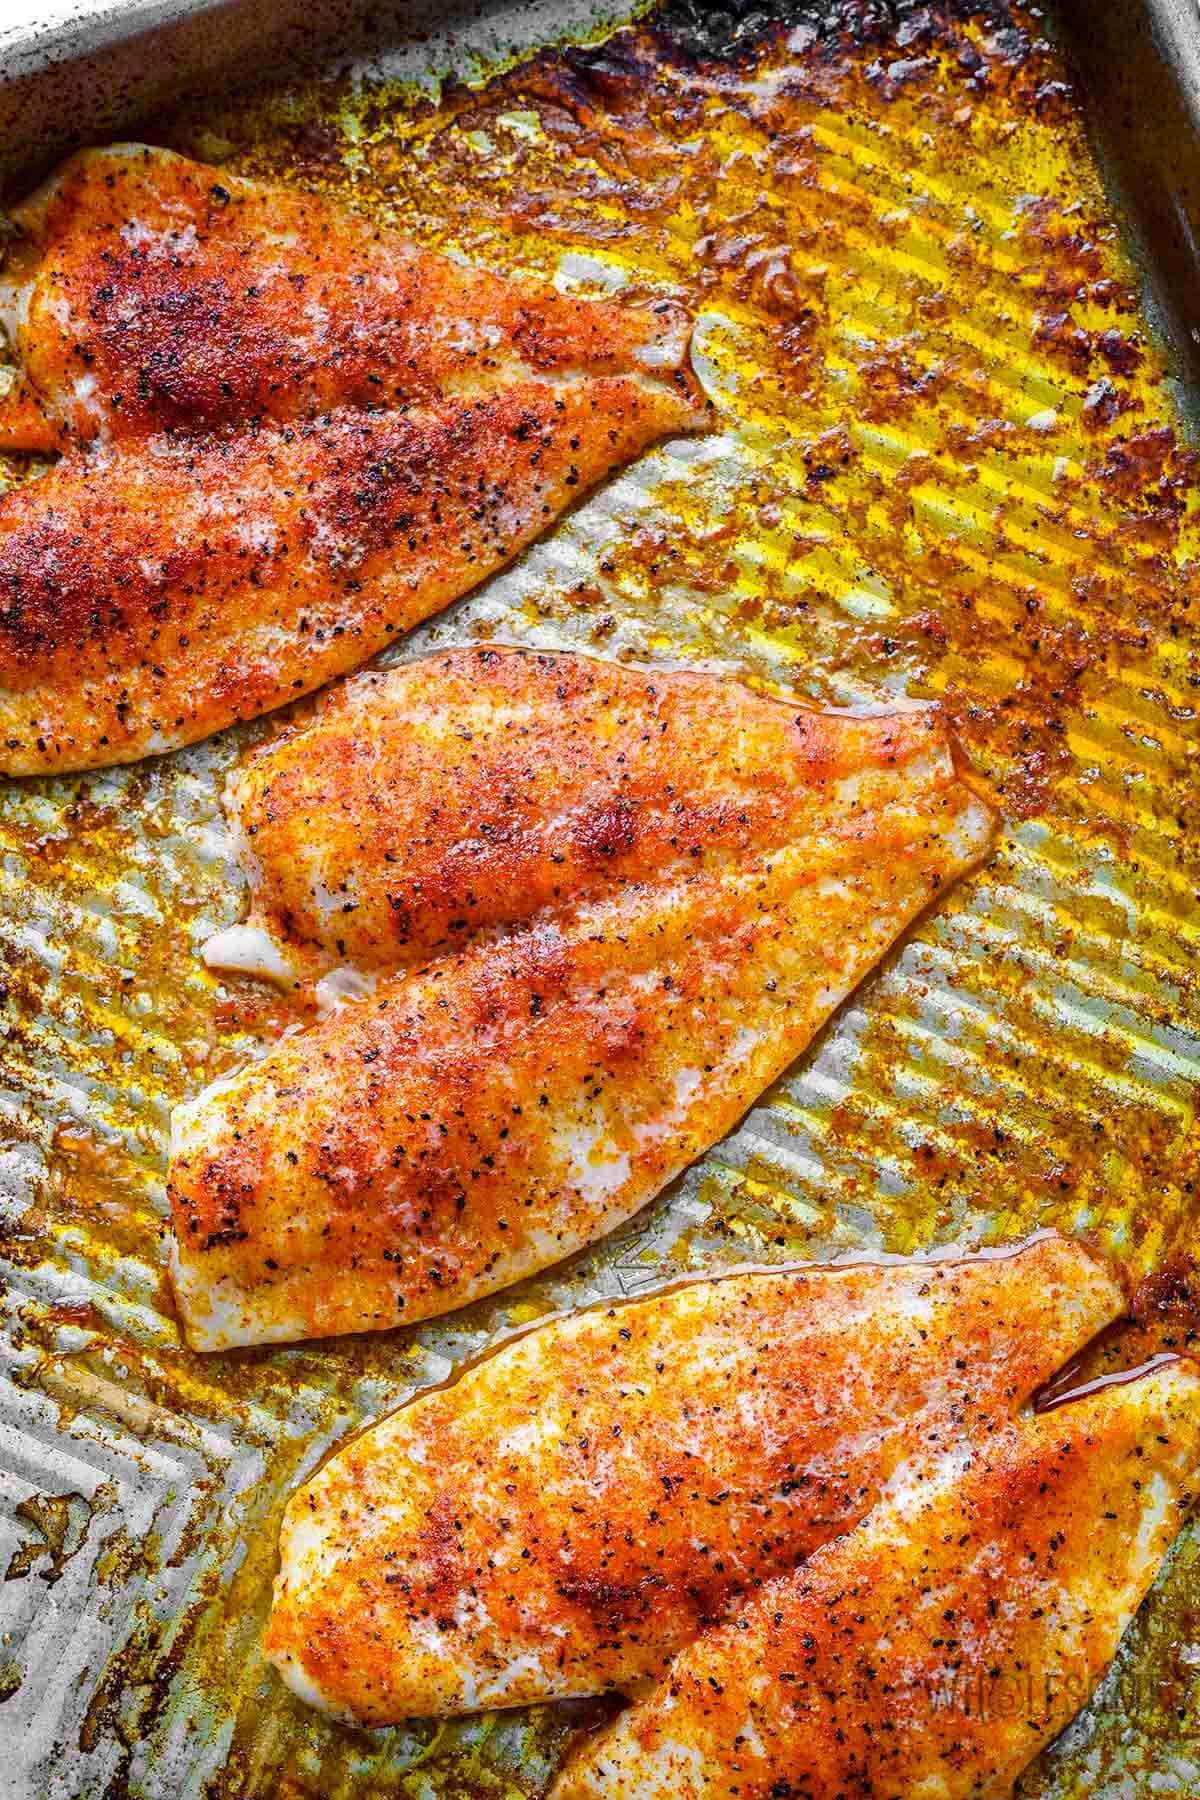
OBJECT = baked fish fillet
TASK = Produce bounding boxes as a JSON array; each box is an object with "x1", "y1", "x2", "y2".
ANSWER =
[
  {"x1": 0, "y1": 148, "x2": 703, "y2": 774},
  {"x1": 264, "y1": 1236, "x2": 1122, "y2": 1723},
  {"x1": 213, "y1": 644, "x2": 987, "y2": 981},
  {"x1": 0, "y1": 145, "x2": 697, "y2": 448},
  {"x1": 555, "y1": 1358, "x2": 1200, "y2": 1800},
  {"x1": 168, "y1": 664, "x2": 996, "y2": 1349},
  {"x1": 0, "y1": 386, "x2": 688, "y2": 774}
]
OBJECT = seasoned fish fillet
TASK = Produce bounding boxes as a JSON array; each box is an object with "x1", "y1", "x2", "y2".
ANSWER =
[
  {"x1": 0, "y1": 147, "x2": 704, "y2": 774},
  {"x1": 555, "y1": 1359, "x2": 1200, "y2": 1800},
  {"x1": 168, "y1": 663, "x2": 995, "y2": 1349},
  {"x1": 264, "y1": 1236, "x2": 1122, "y2": 1722},
  {"x1": 0, "y1": 387, "x2": 688, "y2": 774},
  {"x1": 214, "y1": 644, "x2": 988, "y2": 980},
  {"x1": 0, "y1": 145, "x2": 697, "y2": 449}
]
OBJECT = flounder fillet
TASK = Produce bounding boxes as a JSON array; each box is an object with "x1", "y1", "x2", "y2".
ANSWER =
[
  {"x1": 216, "y1": 644, "x2": 988, "y2": 981},
  {"x1": 0, "y1": 146, "x2": 704, "y2": 773},
  {"x1": 263, "y1": 1236, "x2": 1122, "y2": 1723},
  {"x1": 554, "y1": 1357, "x2": 1200, "y2": 1800},
  {"x1": 168, "y1": 650, "x2": 996, "y2": 1349},
  {"x1": 0, "y1": 145, "x2": 696, "y2": 448}
]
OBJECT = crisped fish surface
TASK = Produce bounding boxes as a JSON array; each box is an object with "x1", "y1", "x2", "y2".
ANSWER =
[
  {"x1": 555, "y1": 1361, "x2": 1200, "y2": 1800},
  {"x1": 0, "y1": 146, "x2": 703, "y2": 772},
  {"x1": 220, "y1": 644, "x2": 983, "y2": 979},
  {"x1": 264, "y1": 1237, "x2": 1121, "y2": 1723},
  {"x1": 169, "y1": 655, "x2": 995, "y2": 1349}
]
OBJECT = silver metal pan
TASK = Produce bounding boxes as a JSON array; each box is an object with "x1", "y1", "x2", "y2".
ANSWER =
[{"x1": 1, "y1": 3, "x2": 1199, "y2": 1795}]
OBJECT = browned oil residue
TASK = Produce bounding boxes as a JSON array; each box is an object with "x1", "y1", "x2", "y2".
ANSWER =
[{"x1": 4, "y1": 1488, "x2": 103, "y2": 1585}]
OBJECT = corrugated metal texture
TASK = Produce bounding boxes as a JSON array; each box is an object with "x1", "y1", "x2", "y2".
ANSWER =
[{"x1": 0, "y1": 3, "x2": 1198, "y2": 1796}]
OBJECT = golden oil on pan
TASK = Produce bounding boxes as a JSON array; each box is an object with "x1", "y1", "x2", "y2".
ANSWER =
[{"x1": 0, "y1": 0, "x2": 1198, "y2": 1794}]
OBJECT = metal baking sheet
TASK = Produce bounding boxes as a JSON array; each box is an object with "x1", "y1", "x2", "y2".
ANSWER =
[{"x1": 1, "y1": 2, "x2": 1199, "y2": 1795}]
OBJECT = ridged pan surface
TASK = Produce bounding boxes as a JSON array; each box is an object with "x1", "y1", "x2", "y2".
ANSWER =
[{"x1": 0, "y1": 2, "x2": 1198, "y2": 1796}]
